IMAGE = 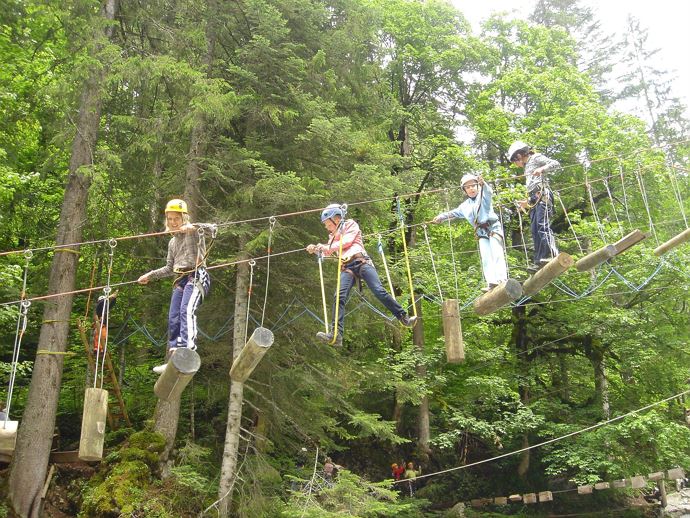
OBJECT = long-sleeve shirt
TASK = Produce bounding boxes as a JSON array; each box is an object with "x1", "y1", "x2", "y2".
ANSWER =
[
  {"x1": 319, "y1": 219, "x2": 366, "y2": 262},
  {"x1": 146, "y1": 223, "x2": 215, "y2": 280},
  {"x1": 435, "y1": 182, "x2": 503, "y2": 239},
  {"x1": 524, "y1": 153, "x2": 560, "y2": 193}
]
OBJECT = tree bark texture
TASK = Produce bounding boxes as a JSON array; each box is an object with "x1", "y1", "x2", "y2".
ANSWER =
[
  {"x1": 512, "y1": 304, "x2": 531, "y2": 478},
  {"x1": 413, "y1": 299, "x2": 431, "y2": 459},
  {"x1": 218, "y1": 253, "x2": 250, "y2": 517},
  {"x1": 8, "y1": 2, "x2": 117, "y2": 516}
]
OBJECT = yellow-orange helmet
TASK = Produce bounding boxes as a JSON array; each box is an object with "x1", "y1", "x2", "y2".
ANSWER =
[{"x1": 165, "y1": 199, "x2": 188, "y2": 214}]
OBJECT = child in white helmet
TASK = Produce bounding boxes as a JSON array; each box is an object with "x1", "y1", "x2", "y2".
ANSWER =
[
  {"x1": 433, "y1": 174, "x2": 507, "y2": 291},
  {"x1": 138, "y1": 199, "x2": 216, "y2": 373},
  {"x1": 507, "y1": 141, "x2": 559, "y2": 269},
  {"x1": 306, "y1": 204, "x2": 416, "y2": 346}
]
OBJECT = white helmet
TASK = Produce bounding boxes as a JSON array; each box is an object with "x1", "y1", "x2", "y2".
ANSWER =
[
  {"x1": 507, "y1": 141, "x2": 530, "y2": 162},
  {"x1": 460, "y1": 174, "x2": 479, "y2": 189}
]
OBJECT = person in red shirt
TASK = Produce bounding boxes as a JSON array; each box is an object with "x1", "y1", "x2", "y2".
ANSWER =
[
  {"x1": 391, "y1": 462, "x2": 405, "y2": 481},
  {"x1": 306, "y1": 204, "x2": 416, "y2": 346}
]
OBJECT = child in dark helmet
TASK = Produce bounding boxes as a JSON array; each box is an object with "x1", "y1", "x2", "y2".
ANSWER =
[
  {"x1": 508, "y1": 141, "x2": 559, "y2": 269},
  {"x1": 306, "y1": 204, "x2": 416, "y2": 346},
  {"x1": 432, "y1": 174, "x2": 507, "y2": 292}
]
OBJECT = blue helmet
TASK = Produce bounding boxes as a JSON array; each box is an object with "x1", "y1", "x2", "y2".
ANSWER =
[{"x1": 321, "y1": 203, "x2": 344, "y2": 223}]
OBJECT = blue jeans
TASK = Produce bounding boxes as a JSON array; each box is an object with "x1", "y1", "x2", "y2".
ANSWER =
[
  {"x1": 332, "y1": 259, "x2": 404, "y2": 336},
  {"x1": 168, "y1": 268, "x2": 211, "y2": 350},
  {"x1": 529, "y1": 193, "x2": 558, "y2": 263}
]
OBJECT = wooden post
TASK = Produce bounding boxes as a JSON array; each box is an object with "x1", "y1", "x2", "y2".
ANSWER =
[
  {"x1": 78, "y1": 387, "x2": 108, "y2": 461},
  {"x1": 630, "y1": 475, "x2": 646, "y2": 488},
  {"x1": 442, "y1": 299, "x2": 464, "y2": 363},
  {"x1": 577, "y1": 485, "x2": 593, "y2": 494},
  {"x1": 613, "y1": 229, "x2": 646, "y2": 255},
  {"x1": 473, "y1": 279, "x2": 523, "y2": 316},
  {"x1": 654, "y1": 228, "x2": 690, "y2": 256},
  {"x1": 575, "y1": 245, "x2": 617, "y2": 272},
  {"x1": 659, "y1": 480, "x2": 667, "y2": 507},
  {"x1": 538, "y1": 491, "x2": 553, "y2": 502},
  {"x1": 594, "y1": 482, "x2": 610, "y2": 490},
  {"x1": 154, "y1": 348, "x2": 201, "y2": 402},
  {"x1": 229, "y1": 327, "x2": 274, "y2": 383},
  {"x1": 0, "y1": 420, "x2": 18, "y2": 453},
  {"x1": 523, "y1": 493, "x2": 537, "y2": 504},
  {"x1": 522, "y1": 253, "x2": 574, "y2": 297}
]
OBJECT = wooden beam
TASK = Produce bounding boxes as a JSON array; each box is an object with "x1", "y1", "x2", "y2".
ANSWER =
[
  {"x1": 230, "y1": 327, "x2": 274, "y2": 382},
  {"x1": 523, "y1": 493, "x2": 537, "y2": 504},
  {"x1": 654, "y1": 228, "x2": 690, "y2": 256},
  {"x1": 442, "y1": 299, "x2": 464, "y2": 363},
  {"x1": 594, "y1": 482, "x2": 610, "y2": 490},
  {"x1": 522, "y1": 253, "x2": 574, "y2": 297},
  {"x1": 473, "y1": 279, "x2": 523, "y2": 316},
  {"x1": 577, "y1": 485, "x2": 593, "y2": 494},
  {"x1": 613, "y1": 229, "x2": 646, "y2": 255},
  {"x1": 630, "y1": 476, "x2": 646, "y2": 489},
  {"x1": 494, "y1": 496, "x2": 508, "y2": 505},
  {"x1": 154, "y1": 348, "x2": 201, "y2": 402},
  {"x1": 648, "y1": 471, "x2": 664, "y2": 481},
  {"x1": 575, "y1": 244, "x2": 617, "y2": 272},
  {"x1": 78, "y1": 388, "x2": 108, "y2": 461}
]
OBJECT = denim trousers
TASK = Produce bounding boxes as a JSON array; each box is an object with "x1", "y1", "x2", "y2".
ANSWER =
[{"x1": 168, "y1": 268, "x2": 211, "y2": 350}]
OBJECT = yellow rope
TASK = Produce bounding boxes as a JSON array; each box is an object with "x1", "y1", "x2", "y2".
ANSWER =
[
  {"x1": 400, "y1": 220, "x2": 417, "y2": 318},
  {"x1": 330, "y1": 227, "x2": 345, "y2": 346},
  {"x1": 53, "y1": 248, "x2": 80, "y2": 255},
  {"x1": 317, "y1": 253, "x2": 329, "y2": 334},
  {"x1": 36, "y1": 350, "x2": 76, "y2": 356}
]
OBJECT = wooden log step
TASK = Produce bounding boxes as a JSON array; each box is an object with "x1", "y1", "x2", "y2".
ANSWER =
[
  {"x1": 230, "y1": 327, "x2": 274, "y2": 383},
  {"x1": 442, "y1": 299, "x2": 464, "y2": 363},
  {"x1": 473, "y1": 279, "x2": 523, "y2": 316},
  {"x1": 575, "y1": 244, "x2": 617, "y2": 272},
  {"x1": 522, "y1": 253, "x2": 574, "y2": 297},
  {"x1": 613, "y1": 229, "x2": 646, "y2": 255},
  {"x1": 154, "y1": 348, "x2": 201, "y2": 401},
  {"x1": 654, "y1": 228, "x2": 690, "y2": 256}
]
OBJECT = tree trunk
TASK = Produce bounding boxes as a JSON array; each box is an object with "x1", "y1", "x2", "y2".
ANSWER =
[
  {"x1": 512, "y1": 304, "x2": 531, "y2": 478},
  {"x1": 585, "y1": 336, "x2": 611, "y2": 420},
  {"x1": 7, "y1": 2, "x2": 117, "y2": 516},
  {"x1": 390, "y1": 327, "x2": 404, "y2": 432},
  {"x1": 217, "y1": 253, "x2": 250, "y2": 517},
  {"x1": 154, "y1": 397, "x2": 181, "y2": 478}
]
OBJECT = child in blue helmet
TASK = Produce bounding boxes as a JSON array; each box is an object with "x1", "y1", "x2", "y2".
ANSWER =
[
  {"x1": 306, "y1": 204, "x2": 416, "y2": 346},
  {"x1": 433, "y1": 174, "x2": 507, "y2": 291}
]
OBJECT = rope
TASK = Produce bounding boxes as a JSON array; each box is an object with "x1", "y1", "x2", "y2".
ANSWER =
[
  {"x1": 667, "y1": 159, "x2": 688, "y2": 228},
  {"x1": 245, "y1": 259, "x2": 255, "y2": 345},
  {"x1": 94, "y1": 239, "x2": 116, "y2": 389},
  {"x1": 603, "y1": 178, "x2": 625, "y2": 238},
  {"x1": 619, "y1": 160, "x2": 633, "y2": 226},
  {"x1": 260, "y1": 217, "x2": 277, "y2": 328},
  {"x1": 555, "y1": 192, "x2": 584, "y2": 255},
  {"x1": 443, "y1": 192, "x2": 460, "y2": 299},
  {"x1": 635, "y1": 164, "x2": 659, "y2": 245},
  {"x1": 393, "y1": 388, "x2": 690, "y2": 484},
  {"x1": 397, "y1": 198, "x2": 417, "y2": 318},
  {"x1": 4, "y1": 251, "x2": 32, "y2": 425},
  {"x1": 315, "y1": 253, "x2": 329, "y2": 333},
  {"x1": 515, "y1": 203, "x2": 531, "y2": 265},
  {"x1": 377, "y1": 235, "x2": 397, "y2": 301},
  {"x1": 422, "y1": 224, "x2": 443, "y2": 302},
  {"x1": 586, "y1": 181, "x2": 607, "y2": 241}
]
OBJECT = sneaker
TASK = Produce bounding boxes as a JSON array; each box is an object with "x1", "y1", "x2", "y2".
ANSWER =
[
  {"x1": 526, "y1": 263, "x2": 540, "y2": 273},
  {"x1": 538, "y1": 258, "x2": 552, "y2": 265},
  {"x1": 398, "y1": 314, "x2": 417, "y2": 328},
  {"x1": 316, "y1": 331, "x2": 343, "y2": 347},
  {"x1": 153, "y1": 364, "x2": 167, "y2": 374}
]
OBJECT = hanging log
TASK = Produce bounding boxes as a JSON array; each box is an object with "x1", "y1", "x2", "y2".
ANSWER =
[
  {"x1": 613, "y1": 229, "x2": 646, "y2": 255},
  {"x1": 508, "y1": 494, "x2": 522, "y2": 502},
  {"x1": 612, "y1": 479, "x2": 627, "y2": 488},
  {"x1": 575, "y1": 245, "x2": 617, "y2": 272},
  {"x1": 523, "y1": 493, "x2": 537, "y2": 504},
  {"x1": 494, "y1": 496, "x2": 508, "y2": 505},
  {"x1": 229, "y1": 327, "x2": 274, "y2": 383},
  {"x1": 630, "y1": 476, "x2": 646, "y2": 489},
  {"x1": 78, "y1": 388, "x2": 108, "y2": 461},
  {"x1": 538, "y1": 491, "x2": 553, "y2": 502},
  {"x1": 0, "y1": 421, "x2": 18, "y2": 453},
  {"x1": 522, "y1": 253, "x2": 574, "y2": 297},
  {"x1": 442, "y1": 299, "x2": 464, "y2": 363},
  {"x1": 648, "y1": 472, "x2": 664, "y2": 481},
  {"x1": 577, "y1": 485, "x2": 593, "y2": 494},
  {"x1": 654, "y1": 228, "x2": 690, "y2": 256},
  {"x1": 473, "y1": 279, "x2": 523, "y2": 316},
  {"x1": 154, "y1": 348, "x2": 201, "y2": 402},
  {"x1": 594, "y1": 482, "x2": 610, "y2": 490}
]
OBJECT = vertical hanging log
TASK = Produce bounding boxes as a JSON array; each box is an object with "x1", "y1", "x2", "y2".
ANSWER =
[
  {"x1": 538, "y1": 491, "x2": 553, "y2": 502},
  {"x1": 78, "y1": 388, "x2": 108, "y2": 461},
  {"x1": 0, "y1": 421, "x2": 18, "y2": 452},
  {"x1": 441, "y1": 299, "x2": 464, "y2": 363}
]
